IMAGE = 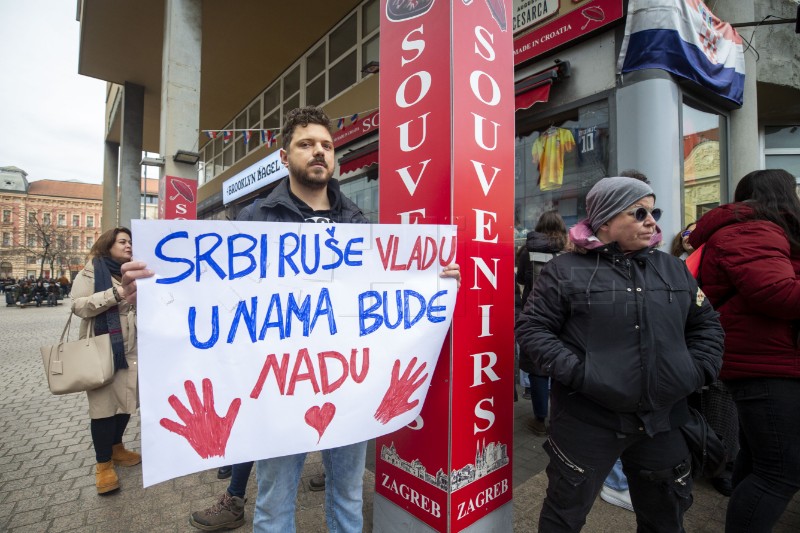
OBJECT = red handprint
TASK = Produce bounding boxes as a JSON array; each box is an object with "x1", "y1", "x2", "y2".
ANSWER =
[
  {"x1": 160, "y1": 378, "x2": 242, "y2": 459},
  {"x1": 374, "y1": 357, "x2": 428, "y2": 425}
]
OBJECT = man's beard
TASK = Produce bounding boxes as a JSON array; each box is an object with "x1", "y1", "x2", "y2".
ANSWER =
[{"x1": 288, "y1": 159, "x2": 332, "y2": 190}]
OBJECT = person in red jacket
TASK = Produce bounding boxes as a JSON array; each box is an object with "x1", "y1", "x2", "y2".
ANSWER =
[{"x1": 689, "y1": 168, "x2": 800, "y2": 533}]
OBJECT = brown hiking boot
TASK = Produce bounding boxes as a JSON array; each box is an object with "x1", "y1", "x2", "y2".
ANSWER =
[
  {"x1": 189, "y1": 492, "x2": 245, "y2": 531},
  {"x1": 111, "y1": 443, "x2": 141, "y2": 467},
  {"x1": 96, "y1": 460, "x2": 120, "y2": 494}
]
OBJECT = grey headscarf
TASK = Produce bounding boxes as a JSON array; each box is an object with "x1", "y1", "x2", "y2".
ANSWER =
[{"x1": 586, "y1": 177, "x2": 655, "y2": 233}]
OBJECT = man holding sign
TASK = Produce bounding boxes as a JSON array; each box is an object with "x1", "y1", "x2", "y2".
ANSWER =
[{"x1": 123, "y1": 106, "x2": 460, "y2": 532}]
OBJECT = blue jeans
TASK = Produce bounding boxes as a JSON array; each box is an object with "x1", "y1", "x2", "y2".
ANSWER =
[
  {"x1": 228, "y1": 462, "x2": 254, "y2": 499},
  {"x1": 604, "y1": 459, "x2": 629, "y2": 491},
  {"x1": 530, "y1": 374, "x2": 550, "y2": 420},
  {"x1": 725, "y1": 378, "x2": 800, "y2": 533},
  {"x1": 254, "y1": 441, "x2": 367, "y2": 533}
]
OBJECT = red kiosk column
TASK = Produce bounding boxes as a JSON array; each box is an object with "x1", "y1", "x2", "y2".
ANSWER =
[{"x1": 375, "y1": 1, "x2": 515, "y2": 531}]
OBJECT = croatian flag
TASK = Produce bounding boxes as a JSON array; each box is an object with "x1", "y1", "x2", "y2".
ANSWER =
[{"x1": 617, "y1": 0, "x2": 745, "y2": 106}]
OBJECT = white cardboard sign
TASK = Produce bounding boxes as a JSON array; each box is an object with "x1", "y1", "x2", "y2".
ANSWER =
[{"x1": 132, "y1": 220, "x2": 457, "y2": 487}]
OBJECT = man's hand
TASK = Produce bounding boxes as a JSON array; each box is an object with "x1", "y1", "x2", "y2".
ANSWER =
[
  {"x1": 121, "y1": 261, "x2": 154, "y2": 306},
  {"x1": 441, "y1": 262, "x2": 461, "y2": 289}
]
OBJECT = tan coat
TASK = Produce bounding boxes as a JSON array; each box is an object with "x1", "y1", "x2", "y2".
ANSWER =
[{"x1": 70, "y1": 261, "x2": 138, "y2": 419}]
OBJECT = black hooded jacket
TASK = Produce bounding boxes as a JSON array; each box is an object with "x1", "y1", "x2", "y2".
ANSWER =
[{"x1": 515, "y1": 224, "x2": 724, "y2": 435}]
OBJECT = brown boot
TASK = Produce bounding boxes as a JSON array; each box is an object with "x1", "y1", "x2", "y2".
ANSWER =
[
  {"x1": 112, "y1": 443, "x2": 141, "y2": 467},
  {"x1": 96, "y1": 460, "x2": 120, "y2": 494}
]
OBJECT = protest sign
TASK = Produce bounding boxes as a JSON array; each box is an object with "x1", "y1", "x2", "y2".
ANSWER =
[{"x1": 131, "y1": 220, "x2": 458, "y2": 487}]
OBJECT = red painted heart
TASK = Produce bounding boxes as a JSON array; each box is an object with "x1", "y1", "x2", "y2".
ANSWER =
[{"x1": 305, "y1": 403, "x2": 336, "y2": 442}]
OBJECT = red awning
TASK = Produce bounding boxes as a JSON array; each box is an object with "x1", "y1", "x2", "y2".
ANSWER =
[
  {"x1": 515, "y1": 80, "x2": 552, "y2": 111},
  {"x1": 339, "y1": 142, "x2": 379, "y2": 174}
]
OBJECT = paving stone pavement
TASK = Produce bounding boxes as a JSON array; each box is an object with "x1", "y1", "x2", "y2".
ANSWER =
[{"x1": 0, "y1": 299, "x2": 798, "y2": 532}]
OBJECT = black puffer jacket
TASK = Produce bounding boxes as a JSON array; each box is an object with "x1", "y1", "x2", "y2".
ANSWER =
[
  {"x1": 515, "y1": 221, "x2": 724, "y2": 435},
  {"x1": 237, "y1": 177, "x2": 367, "y2": 224},
  {"x1": 516, "y1": 231, "x2": 562, "y2": 305}
]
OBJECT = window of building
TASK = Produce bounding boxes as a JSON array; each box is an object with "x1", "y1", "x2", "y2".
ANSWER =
[
  {"x1": 86, "y1": 215, "x2": 94, "y2": 228},
  {"x1": 72, "y1": 214, "x2": 80, "y2": 227},
  {"x1": 764, "y1": 126, "x2": 800, "y2": 183},
  {"x1": 86, "y1": 237, "x2": 94, "y2": 249},
  {"x1": 72, "y1": 236, "x2": 80, "y2": 250},
  {"x1": 682, "y1": 101, "x2": 727, "y2": 225},
  {"x1": 27, "y1": 256, "x2": 37, "y2": 265},
  {"x1": 2, "y1": 210, "x2": 10, "y2": 223},
  {"x1": 339, "y1": 170, "x2": 379, "y2": 223},
  {"x1": 57, "y1": 213, "x2": 66, "y2": 226},
  {"x1": 28, "y1": 211, "x2": 36, "y2": 223},
  {"x1": 514, "y1": 100, "x2": 610, "y2": 247},
  {"x1": 2, "y1": 232, "x2": 10, "y2": 246},
  {"x1": 26, "y1": 270, "x2": 36, "y2": 278},
  {"x1": 43, "y1": 213, "x2": 51, "y2": 225},
  {"x1": 27, "y1": 234, "x2": 36, "y2": 247}
]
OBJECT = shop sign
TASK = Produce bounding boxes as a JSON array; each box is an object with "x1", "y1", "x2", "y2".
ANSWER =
[
  {"x1": 513, "y1": 0, "x2": 559, "y2": 33},
  {"x1": 221, "y1": 150, "x2": 287, "y2": 206},
  {"x1": 513, "y1": 0, "x2": 624, "y2": 65},
  {"x1": 377, "y1": 0, "x2": 515, "y2": 530},
  {"x1": 333, "y1": 110, "x2": 380, "y2": 148},
  {"x1": 160, "y1": 175, "x2": 197, "y2": 220}
]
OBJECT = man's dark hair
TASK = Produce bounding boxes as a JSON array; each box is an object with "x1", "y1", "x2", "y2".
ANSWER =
[
  {"x1": 281, "y1": 106, "x2": 332, "y2": 151},
  {"x1": 619, "y1": 169, "x2": 650, "y2": 184}
]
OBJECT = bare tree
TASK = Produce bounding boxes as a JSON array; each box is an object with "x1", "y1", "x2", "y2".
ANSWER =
[{"x1": 13, "y1": 209, "x2": 77, "y2": 278}]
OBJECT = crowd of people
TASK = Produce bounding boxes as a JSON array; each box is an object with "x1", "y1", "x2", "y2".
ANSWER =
[
  {"x1": 55, "y1": 104, "x2": 798, "y2": 532},
  {"x1": 2, "y1": 275, "x2": 70, "y2": 307}
]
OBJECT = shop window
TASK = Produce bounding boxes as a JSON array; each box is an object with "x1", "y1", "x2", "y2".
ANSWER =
[
  {"x1": 26, "y1": 270, "x2": 36, "y2": 278},
  {"x1": 339, "y1": 170, "x2": 379, "y2": 223},
  {"x1": 682, "y1": 102, "x2": 725, "y2": 225},
  {"x1": 765, "y1": 126, "x2": 800, "y2": 183},
  {"x1": 514, "y1": 101, "x2": 610, "y2": 247}
]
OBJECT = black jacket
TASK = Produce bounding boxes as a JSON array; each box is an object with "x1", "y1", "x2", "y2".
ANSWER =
[
  {"x1": 515, "y1": 237, "x2": 724, "y2": 435},
  {"x1": 237, "y1": 177, "x2": 367, "y2": 224},
  {"x1": 516, "y1": 231, "x2": 562, "y2": 306}
]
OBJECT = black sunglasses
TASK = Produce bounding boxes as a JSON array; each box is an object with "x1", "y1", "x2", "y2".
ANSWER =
[{"x1": 627, "y1": 207, "x2": 662, "y2": 222}]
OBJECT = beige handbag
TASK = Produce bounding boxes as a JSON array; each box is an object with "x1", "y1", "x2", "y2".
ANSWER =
[{"x1": 40, "y1": 312, "x2": 114, "y2": 395}]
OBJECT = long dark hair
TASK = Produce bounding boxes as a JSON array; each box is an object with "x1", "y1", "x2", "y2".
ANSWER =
[
  {"x1": 89, "y1": 227, "x2": 131, "y2": 260},
  {"x1": 535, "y1": 210, "x2": 568, "y2": 251},
  {"x1": 734, "y1": 169, "x2": 800, "y2": 252},
  {"x1": 670, "y1": 222, "x2": 696, "y2": 257}
]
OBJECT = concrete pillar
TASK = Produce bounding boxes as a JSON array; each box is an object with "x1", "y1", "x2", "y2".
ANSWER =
[
  {"x1": 159, "y1": 0, "x2": 201, "y2": 186},
  {"x1": 616, "y1": 77, "x2": 684, "y2": 240},
  {"x1": 119, "y1": 82, "x2": 144, "y2": 228},
  {"x1": 721, "y1": 2, "x2": 760, "y2": 192},
  {"x1": 101, "y1": 141, "x2": 119, "y2": 231}
]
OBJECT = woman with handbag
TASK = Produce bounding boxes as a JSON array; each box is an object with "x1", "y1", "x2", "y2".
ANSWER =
[
  {"x1": 689, "y1": 169, "x2": 800, "y2": 532},
  {"x1": 70, "y1": 227, "x2": 139, "y2": 495}
]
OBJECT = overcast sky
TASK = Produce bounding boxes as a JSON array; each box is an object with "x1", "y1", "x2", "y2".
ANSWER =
[{"x1": 0, "y1": 0, "x2": 106, "y2": 184}]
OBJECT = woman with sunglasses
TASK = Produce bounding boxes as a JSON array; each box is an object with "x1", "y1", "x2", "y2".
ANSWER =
[
  {"x1": 670, "y1": 223, "x2": 696, "y2": 259},
  {"x1": 688, "y1": 169, "x2": 800, "y2": 532},
  {"x1": 516, "y1": 176, "x2": 724, "y2": 531}
]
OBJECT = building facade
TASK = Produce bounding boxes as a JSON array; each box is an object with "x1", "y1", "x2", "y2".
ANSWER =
[{"x1": 0, "y1": 166, "x2": 103, "y2": 279}]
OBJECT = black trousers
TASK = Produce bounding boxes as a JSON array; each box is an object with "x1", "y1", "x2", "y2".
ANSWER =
[
  {"x1": 90, "y1": 413, "x2": 130, "y2": 463},
  {"x1": 539, "y1": 406, "x2": 692, "y2": 533}
]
